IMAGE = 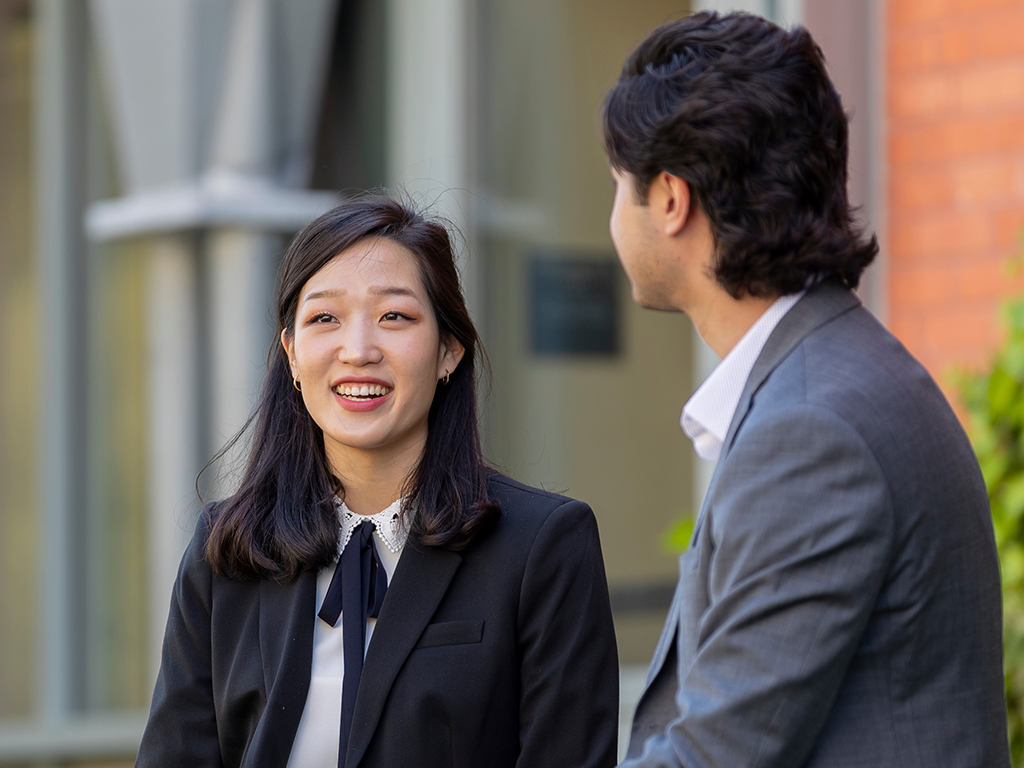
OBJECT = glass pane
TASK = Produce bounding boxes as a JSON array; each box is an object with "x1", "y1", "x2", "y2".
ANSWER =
[
  {"x1": 82, "y1": 33, "x2": 150, "y2": 710},
  {"x1": 84, "y1": 237, "x2": 150, "y2": 711},
  {"x1": 311, "y1": 0, "x2": 387, "y2": 191},
  {"x1": 0, "y1": 0, "x2": 37, "y2": 720},
  {"x1": 476, "y1": 0, "x2": 695, "y2": 665}
]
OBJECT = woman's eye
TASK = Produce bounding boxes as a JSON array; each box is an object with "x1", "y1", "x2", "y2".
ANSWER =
[
  {"x1": 310, "y1": 312, "x2": 335, "y2": 324},
  {"x1": 381, "y1": 311, "x2": 408, "y2": 322}
]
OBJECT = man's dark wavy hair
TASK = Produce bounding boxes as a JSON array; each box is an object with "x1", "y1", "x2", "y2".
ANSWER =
[{"x1": 603, "y1": 11, "x2": 877, "y2": 298}]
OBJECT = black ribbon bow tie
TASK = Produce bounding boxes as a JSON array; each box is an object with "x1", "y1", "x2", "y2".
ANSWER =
[
  {"x1": 317, "y1": 519, "x2": 390, "y2": 766},
  {"x1": 318, "y1": 520, "x2": 389, "y2": 628}
]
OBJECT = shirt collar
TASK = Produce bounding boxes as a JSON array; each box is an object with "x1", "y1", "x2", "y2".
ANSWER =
[
  {"x1": 334, "y1": 496, "x2": 409, "y2": 555},
  {"x1": 681, "y1": 291, "x2": 804, "y2": 461}
]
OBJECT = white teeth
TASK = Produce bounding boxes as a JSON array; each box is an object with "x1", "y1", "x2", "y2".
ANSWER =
[{"x1": 335, "y1": 383, "x2": 391, "y2": 398}]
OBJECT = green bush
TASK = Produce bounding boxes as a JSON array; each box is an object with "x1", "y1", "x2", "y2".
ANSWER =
[{"x1": 959, "y1": 296, "x2": 1024, "y2": 765}]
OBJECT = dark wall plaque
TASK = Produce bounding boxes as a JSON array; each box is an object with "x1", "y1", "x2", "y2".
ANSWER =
[{"x1": 529, "y1": 255, "x2": 620, "y2": 355}]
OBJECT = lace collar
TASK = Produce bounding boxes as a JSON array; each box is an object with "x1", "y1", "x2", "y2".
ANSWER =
[{"x1": 335, "y1": 496, "x2": 409, "y2": 555}]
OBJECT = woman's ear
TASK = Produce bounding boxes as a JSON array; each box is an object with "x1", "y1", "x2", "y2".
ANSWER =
[
  {"x1": 438, "y1": 338, "x2": 466, "y2": 380},
  {"x1": 281, "y1": 329, "x2": 297, "y2": 378}
]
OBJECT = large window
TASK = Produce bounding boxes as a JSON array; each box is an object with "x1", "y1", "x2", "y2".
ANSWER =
[
  {"x1": 0, "y1": 2, "x2": 152, "y2": 762},
  {"x1": 474, "y1": 0, "x2": 696, "y2": 666}
]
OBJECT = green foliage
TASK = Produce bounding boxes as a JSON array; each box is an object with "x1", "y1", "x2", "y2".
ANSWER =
[
  {"x1": 662, "y1": 515, "x2": 695, "y2": 554},
  {"x1": 959, "y1": 294, "x2": 1024, "y2": 766}
]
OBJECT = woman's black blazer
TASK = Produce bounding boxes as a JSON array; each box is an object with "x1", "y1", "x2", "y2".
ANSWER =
[{"x1": 135, "y1": 474, "x2": 619, "y2": 768}]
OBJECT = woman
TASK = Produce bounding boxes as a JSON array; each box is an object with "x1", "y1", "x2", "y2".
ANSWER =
[{"x1": 136, "y1": 195, "x2": 619, "y2": 768}]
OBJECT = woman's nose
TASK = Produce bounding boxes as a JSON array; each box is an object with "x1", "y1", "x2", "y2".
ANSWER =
[{"x1": 336, "y1": 319, "x2": 383, "y2": 366}]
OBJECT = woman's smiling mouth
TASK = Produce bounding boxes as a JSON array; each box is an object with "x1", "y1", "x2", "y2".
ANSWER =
[
  {"x1": 330, "y1": 378, "x2": 396, "y2": 411},
  {"x1": 333, "y1": 383, "x2": 392, "y2": 400}
]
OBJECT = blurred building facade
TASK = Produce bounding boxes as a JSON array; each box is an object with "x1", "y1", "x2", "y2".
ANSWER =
[{"x1": 0, "y1": 0, "x2": 1019, "y2": 764}]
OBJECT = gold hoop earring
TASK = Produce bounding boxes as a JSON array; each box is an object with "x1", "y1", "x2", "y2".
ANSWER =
[
  {"x1": 443, "y1": 371, "x2": 450, "y2": 385},
  {"x1": 293, "y1": 377, "x2": 302, "y2": 392}
]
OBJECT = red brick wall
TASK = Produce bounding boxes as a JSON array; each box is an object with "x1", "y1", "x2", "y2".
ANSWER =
[{"x1": 887, "y1": 0, "x2": 1024, "y2": 393}]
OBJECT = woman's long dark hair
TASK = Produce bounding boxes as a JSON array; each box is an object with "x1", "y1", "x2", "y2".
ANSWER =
[{"x1": 205, "y1": 194, "x2": 500, "y2": 580}]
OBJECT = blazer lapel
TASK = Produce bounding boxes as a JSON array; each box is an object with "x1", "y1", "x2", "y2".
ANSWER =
[
  {"x1": 719, "y1": 280, "x2": 861, "y2": 460},
  {"x1": 684, "y1": 285, "x2": 854, "y2": 542},
  {"x1": 686, "y1": 286, "x2": 857, "y2": 544},
  {"x1": 688, "y1": 282, "x2": 861, "y2": 555},
  {"x1": 344, "y1": 543, "x2": 462, "y2": 768},
  {"x1": 245, "y1": 570, "x2": 317, "y2": 768}
]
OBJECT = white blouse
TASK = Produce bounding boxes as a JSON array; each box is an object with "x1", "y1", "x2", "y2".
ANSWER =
[{"x1": 285, "y1": 498, "x2": 408, "y2": 768}]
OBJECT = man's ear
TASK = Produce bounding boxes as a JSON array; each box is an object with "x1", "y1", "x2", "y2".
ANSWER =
[{"x1": 648, "y1": 172, "x2": 692, "y2": 237}]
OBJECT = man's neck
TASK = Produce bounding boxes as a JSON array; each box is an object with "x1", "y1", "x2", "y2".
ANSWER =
[{"x1": 689, "y1": 288, "x2": 778, "y2": 359}]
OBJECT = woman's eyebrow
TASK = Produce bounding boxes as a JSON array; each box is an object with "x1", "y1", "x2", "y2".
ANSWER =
[
  {"x1": 368, "y1": 285, "x2": 419, "y2": 299},
  {"x1": 301, "y1": 285, "x2": 420, "y2": 304},
  {"x1": 300, "y1": 288, "x2": 343, "y2": 304}
]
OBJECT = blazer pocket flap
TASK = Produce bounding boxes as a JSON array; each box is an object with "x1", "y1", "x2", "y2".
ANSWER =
[{"x1": 414, "y1": 619, "x2": 484, "y2": 649}]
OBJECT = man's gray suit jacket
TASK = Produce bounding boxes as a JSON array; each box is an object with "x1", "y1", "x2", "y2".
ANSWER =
[{"x1": 623, "y1": 280, "x2": 1010, "y2": 767}]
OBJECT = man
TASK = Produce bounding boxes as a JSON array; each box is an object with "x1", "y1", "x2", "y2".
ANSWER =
[{"x1": 604, "y1": 11, "x2": 1010, "y2": 768}]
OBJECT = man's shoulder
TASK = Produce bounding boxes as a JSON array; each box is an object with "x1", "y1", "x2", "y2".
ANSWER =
[
  {"x1": 769, "y1": 303, "x2": 949, "y2": 423},
  {"x1": 747, "y1": 302, "x2": 982, "y2": 497}
]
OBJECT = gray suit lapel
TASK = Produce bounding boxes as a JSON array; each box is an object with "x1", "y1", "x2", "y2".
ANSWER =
[
  {"x1": 686, "y1": 283, "x2": 859, "y2": 544},
  {"x1": 689, "y1": 281, "x2": 860, "y2": 539},
  {"x1": 720, "y1": 280, "x2": 861, "y2": 460},
  {"x1": 343, "y1": 544, "x2": 462, "y2": 768}
]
